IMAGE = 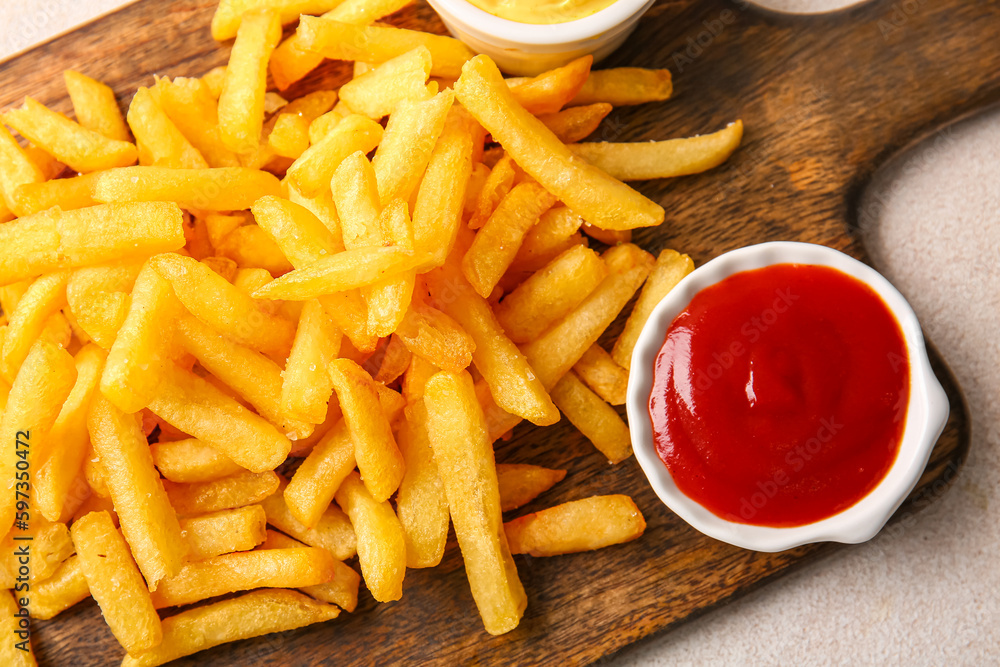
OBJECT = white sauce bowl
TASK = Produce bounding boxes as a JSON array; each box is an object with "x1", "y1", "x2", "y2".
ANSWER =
[
  {"x1": 626, "y1": 242, "x2": 950, "y2": 552},
  {"x1": 427, "y1": 0, "x2": 656, "y2": 76}
]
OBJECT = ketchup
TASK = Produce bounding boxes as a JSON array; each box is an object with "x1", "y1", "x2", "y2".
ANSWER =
[{"x1": 649, "y1": 264, "x2": 909, "y2": 528}]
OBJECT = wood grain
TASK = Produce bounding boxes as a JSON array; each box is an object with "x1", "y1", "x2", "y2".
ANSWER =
[{"x1": 1, "y1": 0, "x2": 995, "y2": 664}]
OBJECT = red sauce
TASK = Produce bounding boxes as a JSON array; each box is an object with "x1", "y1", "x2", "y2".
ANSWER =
[{"x1": 649, "y1": 264, "x2": 909, "y2": 527}]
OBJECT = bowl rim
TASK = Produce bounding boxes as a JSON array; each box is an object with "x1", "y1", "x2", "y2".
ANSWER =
[
  {"x1": 426, "y1": 0, "x2": 654, "y2": 45},
  {"x1": 625, "y1": 241, "x2": 950, "y2": 552}
]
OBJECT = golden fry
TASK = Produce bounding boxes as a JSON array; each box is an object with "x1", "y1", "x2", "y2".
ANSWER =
[
  {"x1": 149, "y1": 438, "x2": 244, "y2": 484},
  {"x1": 127, "y1": 86, "x2": 208, "y2": 169},
  {"x1": 262, "y1": 478, "x2": 357, "y2": 561},
  {"x1": 0, "y1": 203, "x2": 184, "y2": 286},
  {"x1": 259, "y1": 530, "x2": 361, "y2": 612},
  {"x1": 282, "y1": 299, "x2": 342, "y2": 424},
  {"x1": 92, "y1": 166, "x2": 281, "y2": 211},
  {"x1": 70, "y1": 511, "x2": 162, "y2": 653},
  {"x1": 284, "y1": 420, "x2": 355, "y2": 528},
  {"x1": 87, "y1": 395, "x2": 186, "y2": 587},
  {"x1": 328, "y1": 359, "x2": 404, "y2": 502},
  {"x1": 339, "y1": 46, "x2": 435, "y2": 119},
  {"x1": 496, "y1": 463, "x2": 566, "y2": 513},
  {"x1": 218, "y1": 9, "x2": 282, "y2": 154},
  {"x1": 505, "y1": 495, "x2": 645, "y2": 555},
  {"x1": 122, "y1": 589, "x2": 339, "y2": 667},
  {"x1": 423, "y1": 370, "x2": 526, "y2": 635},
  {"x1": 180, "y1": 505, "x2": 268, "y2": 560},
  {"x1": 63, "y1": 70, "x2": 130, "y2": 142},
  {"x1": 2, "y1": 97, "x2": 137, "y2": 173},
  {"x1": 510, "y1": 205, "x2": 586, "y2": 275},
  {"x1": 395, "y1": 300, "x2": 474, "y2": 373},
  {"x1": 550, "y1": 371, "x2": 632, "y2": 463},
  {"x1": 454, "y1": 55, "x2": 664, "y2": 230},
  {"x1": 29, "y1": 555, "x2": 90, "y2": 621},
  {"x1": 612, "y1": 248, "x2": 694, "y2": 369},
  {"x1": 334, "y1": 472, "x2": 407, "y2": 603},
  {"x1": 35, "y1": 344, "x2": 106, "y2": 522},
  {"x1": 462, "y1": 182, "x2": 558, "y2": 298},
  {"x1": 147, "y1": 364, "x2": 292, "y2": 473},
  {"x1": 521, "y1": 244, "x2": 652, "y2": 389},
  {"x1": 395, "y1": 412, "x2": 449, "y2": 568},
  {"x1": 569, "y1": 121, "x2": 743, "y2": 180},
  {"x1": 495, "y1": 245, "x2": 607, "y2": 344},
  {"x1": 153, "y1": 76, "x2": 241, "y2": 168},
  {"x1": 0, "y1": 126, "x2": 44, "y2": 217},
  {"x1": 574, "y1": 343, "x2": 629, "y2": 406},
  {"x1": 212, "y1": 0, "x2": 346, "y2": 41},
  {"x1": 11, "y1": 172, "x2": 99, "y2": 216},
  {"x1": 295, "y1": 16, "x2": 474, "y2": 79},
  {"x1": 1, "y1": 271, "x2": 69, "y2": 384},
  {"x1": 507, "y1": 55, "x2": 592, "y2": 115},
  {"x1": 165, "y1": 470, "x2": 279, "y2": 516},
  {"x1": 150, "y1": 546, "x2": 336, "y2": 609},
  {"x1": 569, "y1": 67, "x2": 672, "y2": 107},
  {"x1": 537, "y1": 103, "x2": 612, "y2": 143}
]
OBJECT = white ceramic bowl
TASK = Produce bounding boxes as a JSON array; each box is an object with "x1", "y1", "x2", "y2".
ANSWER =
[
  {"x1": 427, "y1": 0, "x2": 656, "y2": 76},
  {"x1": 626, "y1": 242, "x2": 950, "y2": 552}
]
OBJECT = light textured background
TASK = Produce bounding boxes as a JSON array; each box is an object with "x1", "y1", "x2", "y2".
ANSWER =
[{"x1": 0, "y1": 1, "x2": 996, "y2": 664}]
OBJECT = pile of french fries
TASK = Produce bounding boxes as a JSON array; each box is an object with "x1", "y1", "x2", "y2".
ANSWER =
[{"x1": 0, "y1": 0, "x2": 741, "y2": 663}]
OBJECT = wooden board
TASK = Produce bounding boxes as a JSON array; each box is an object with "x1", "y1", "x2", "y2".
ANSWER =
[{"x1": 1, "y1": 0, "x2": 995, "y2": 663}]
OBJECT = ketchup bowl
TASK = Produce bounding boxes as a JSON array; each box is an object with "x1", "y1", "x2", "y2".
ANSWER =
[{"x1": 626, "y1": 242, "x2": 949, "y2": 552}]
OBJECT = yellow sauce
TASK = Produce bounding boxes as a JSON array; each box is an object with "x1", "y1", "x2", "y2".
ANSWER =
[{"x1": 465, "y1": 0, "x2": 620, "y2": 25}]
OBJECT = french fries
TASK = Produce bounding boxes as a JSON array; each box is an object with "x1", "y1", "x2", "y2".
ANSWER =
[
  {"x1": 28, "y1": 555, "x2": 91, "y2": 621},
  {"x1": 328, "y1": 359, "x2": 405, "y2": 502},
  {"x1": 412, "y1": 108, "x2": 475, "y2": 267},
  {"x1": 395, "y1": 300, "x2": 475, "y2": 373},
  {"x1": 428, "y1": 248, "x2": 558, "y2": 426},
  {"x1": 550, "y1": 371, "x2": 632, "y2": 463},
  {"x1": 462, "y1": 182, "x2": 558, "y2": 298},
  {"x1": 63, "y1": 70, "x2": 130, "y2": 142},
  {"x1": 0, "y1": 590, "x2": 35, "y2": 666},
  {"x1": 334, "y1": 472, "x2": 406, "y2": 602},
  {"x1": 150, "y1": 546, "x2": 337, "y2": 609},
  {"x1": 122, "y1": 589, "x2": 339, "y2": 667},
  {"x1": 339, "y1": 47, "x2": 435, "y2": 119},
  {"x1": 3, "y1": 97, "x2": 137, "y2": 173},
  {"x1": 180, "y1": 505, "x2": 268, "y2": 560},
  {"x1": 0, "y1": 203, "x2": 184, "y2": 286},
  {"x1": 35, "y1": 344, "x2": 106, "y2": 522},
  {"x1": 282, "y1": 299, "x2": 342, "y2": 424},
  {"x1": 286, "y1": 113, "x2": 384, "y2": 197},
  {"x1": 259, "y1": 530, "x2": 361, "y2": 612},
  {"x1": 296, "y1": 16, "x2": 475, "y2": 79},
  {"x1": 284, "y1": 420, "x2": 355, "y2": 528},
  {"x1": 569, "y1": 121, "x2": 743, "y2": 180},
  {"x1": 147, "y1": 364, "x2": 292, "y2": 473},
  {"x1": 508, "y1": 55, "x2": 592, "y2": 115},
  {"x1": 0, "y1": 1, "x2": 742, "y2": 652},
  {"x1": 87, "y1": 395, "x2": 186, "y2": 588},
  {"x1": 165, "y1": 470, "x2": 279, "y2": 516},
  {"x1": 569, "y1": 67, "x2": 673, "y2": 107},
  {"x1": 612, "y1": 249, "x2": 694, "y2": 369},
  {"x1": 149, "y1": 438, "x2": 244, "y2": 483},
  {"x1": 127, "y1": 87, "x2": 209, "y2": 169},
  {"x1": 100, "y1": 263, "x2": 181, "y2": 414},
  {"x1": 0, "y1": 126, "x2": 45, "y2": 217},
  {"x1": 521, "y1": 243, "x2": 653, "y2": 389},
  {"x1": 573, "y1": 343, "x2": 629, "y2": 406},
  {"x1": 395, "y1": 409, "x2": 449, "y2": 568},
  {"x1": 505, "y1": 495, "x2": 646, "y2": 556},
  {"x1": 496, "y1": 463, "x2": 566, "y2": 513},
  {"x1": 0, "y1": 340, "x2": 76, "y2": 533},
  {"x1": 218, "y1": 9, "x2": 282, "y2": 154},
  {"x1": 70, "y1": 511, "x2": 162, "y2": 653},
  {"x1": 424, "y1": 370, "x2": 526, "y2": 635},
  {"x1": 92, "y1": 166, "x2": 281, "y2": 211},
  {"x1": 261, "y1": 478, "x2": 358, "y2": 561},
  {"x1": 495, "y1": 245, "x2": 607, "y2": 344},
  {"x1": 454, "y1": 55, "x2": 665, "y2": 230}
]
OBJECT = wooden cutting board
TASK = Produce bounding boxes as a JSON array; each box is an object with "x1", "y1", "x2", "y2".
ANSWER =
[{"x1": 1, "y1": 0, "x2": 995, "y2": 664}]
